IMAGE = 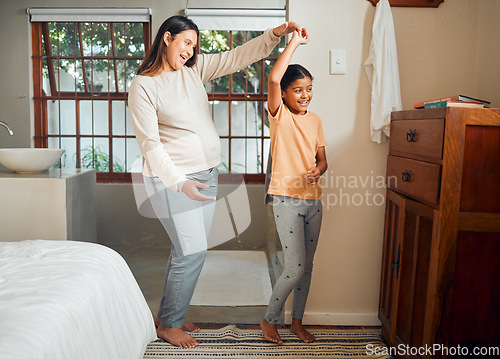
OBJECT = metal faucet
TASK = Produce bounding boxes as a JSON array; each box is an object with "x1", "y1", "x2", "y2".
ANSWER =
[{"x1": 0, "y1": 121, "x2": 13, "y2": 135}]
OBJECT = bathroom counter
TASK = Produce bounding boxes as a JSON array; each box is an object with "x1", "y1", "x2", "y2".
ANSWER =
[{"x1": 0, "y1": 168, "x2": 96, "y2": 242}]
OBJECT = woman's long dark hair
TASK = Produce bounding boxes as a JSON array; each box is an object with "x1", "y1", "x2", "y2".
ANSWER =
[
  {"x1": 137, "y1": 15, "x2": 199, "y2": 76},
  {"x1": 280, "y1": 64, "x2": 313, "y2": 91}
]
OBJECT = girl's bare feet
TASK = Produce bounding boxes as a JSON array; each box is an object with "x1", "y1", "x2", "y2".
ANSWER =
[
  {"x1": 260, "y1": 318, "x2": 283, "y2": 344},
  {"x1": 155, "y1": 317, "x2": 200, "y2": 333},
  {"x1": 156, "y1": 324, "x2": 199, "y2": 348},
  {"x1": 290, "y1": 318, "x2": 315, "y2": 343}
]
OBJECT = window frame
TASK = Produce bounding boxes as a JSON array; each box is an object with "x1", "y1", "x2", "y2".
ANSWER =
[
  {"x1": 202, "y1": 30, "x2": 284, "y2": 184},
  {"x1": 32, "y1": 23, "x2": 280, "y2": 184},
  {"x1": 31, "y1": 21, "x2": 151, "y2": 183}
]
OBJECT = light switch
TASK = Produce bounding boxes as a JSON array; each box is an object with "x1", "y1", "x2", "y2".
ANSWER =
[{"x1": 330, "y1": 49, "x2": 346, "y2": 75}]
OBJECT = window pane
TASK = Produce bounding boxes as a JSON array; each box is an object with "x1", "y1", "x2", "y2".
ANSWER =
[
  {"x1": 204, "y1": 80, "x2": 213, "y2": 94},
  {"x1": 60, "y1": 100, "x2": 76, "y2": 135},
  {"x1": 59, "y1": 59, "x2": 76, "y2": 92},
  {"x1": 231, "y1": 101, "x2": 262, "y2": 137},
  {"x1": 126, "y1": 138, "x2": 142, "y2": 172},
  {"x1": 232, "y1": 70, "x2": 246, "y2": 94},
  {"x1": 114, "y1": 23, "x2": 126, "y2": 56},
  {"x1": 42, "y1": 57, "x2": 51, "y2": 95},
  {"x1": 231, "y1": 139, "x2": 246, "y2": 174},
  {"x1": 58, "y1": 23, "x2": 76, "y2": 57},
  {"x1": 248, "y1": 31, "x2": 260, "y2": 41},
  {"x1": 92, "y1": 59, "x2": 109, "y2": 93},
  {"x1": 60, "y1": 137, "x2": 77, "y2": 169},
  {"x1": 263, "y1": 138, "x2": 271, "y2": 173},
  {"x1": 86, "y1": 138, "x2": 110, "y2": 172},
  {"x1": 232, "y1": 31, "x2": 247, "y2": 48},
  {"x1": 200, "y1": 30, "x2": 229, "y2": 54},
  {"x1": 231, "y1": 101, "x2": 246, "y2": 137},
  {"x1": 92, "y1": 23, "x2": 109, "y2": 57},
  {"x1": 126, "y1": 23, "x2": 145, "y2": 57},
  {"x1": 112, "y1": 138, "x2": 126, "y2": 173},
  {"x1": 264, "y1": 60, "x2": 275, "y2": 94},
  {"x1": 115, "y1": 60, "x2": 126, "y2": 92},
  {"x1": 125, "y1": 105, "x2": 134, "y2": 136},
  {"x1": 107, "y1": 59, "x2": 118, "y2": 92},
  {"x1": 83, "y1": 59, "x2": 92, "y2": 91},
  {"x1": 47, "y1": 101, "x2": 60, "y2": 135},
  {"x1": 80, "y1": 138, "x2": 93, "y2": 169},
  {"x1": 112, "y1": 101, "x2": 125, "y2": 136},
  {"x1": 80, "y1": 23, "x2": 93, "y2": 56},
  {"x1": 264, "y1": 102, "x2": 270, "y2": 137},
  {"x1": 80, "y1": 100, "x2": 93, "y2": 135},
  {"x1": 126, "y1": 59, "x2": 140, "y2": 91},
  {"x1": 213, "y1": 74, "x2": 229, "y2": 93},
  {"x1": 247, "y1": 62, "x2": 262, "y2": 94},
  {"x1": 48, "y1": 23, "x2": 58, "y2": 56},
  {"x1": 48, "y1": 137, "x2": 60, "y2": 151},
  {"x1": 218, "y1": 138, "x2": 229, "y2": 173},
  {"x1": 93, "y1": 100, "x2": 108, "y2": 136},
  {"x1": 246, "y1": 138, "x2": 260, "y2": 174},
  {"x1": 250, "y1": 101, "x2": 264, "y2": 137},
  {"x1": 212, "y1": 101, "x2": 229, "y2": 136},
  {"x1": 75, "y1": 59, "x2": 87, "y2": 92}
]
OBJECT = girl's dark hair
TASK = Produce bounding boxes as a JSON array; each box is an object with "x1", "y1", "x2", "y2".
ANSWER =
[
  {"x1": 280, "y1": 64, "x2": 313, "y2": 91},
  {"x1": 137, "y1": 15, "x2": 199, "y2": 76}
]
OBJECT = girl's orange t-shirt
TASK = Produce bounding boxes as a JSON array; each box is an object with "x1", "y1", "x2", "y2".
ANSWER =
[{"x1": 267, "y1": 104, "x2": 328, "y2": 200}]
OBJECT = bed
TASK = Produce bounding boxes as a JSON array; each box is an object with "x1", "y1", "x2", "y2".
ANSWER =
[{"x1": 0, "y1": 239, "x2": 156, "y2": 359}]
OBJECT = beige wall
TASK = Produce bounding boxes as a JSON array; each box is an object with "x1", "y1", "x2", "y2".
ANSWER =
[
  {"x1": 286, "y1": 0, "x2": 500, "y2": 325},
  {"x1": 1, "y1": 0, "x2": 499, "y2": 325}
]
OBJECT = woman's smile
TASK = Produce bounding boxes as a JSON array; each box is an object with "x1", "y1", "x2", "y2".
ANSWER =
[{"x1": 164, "y1": 29, "x2": 197, "y2": 71}]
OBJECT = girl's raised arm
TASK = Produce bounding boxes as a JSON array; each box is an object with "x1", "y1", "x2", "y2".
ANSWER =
[{"x1": 267, "y1": 28, "x2": 309, "y2": 117}]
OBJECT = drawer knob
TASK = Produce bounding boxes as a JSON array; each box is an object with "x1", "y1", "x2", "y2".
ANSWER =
[
  {"x1": 391, "y1": 245, "x2": 401, "y2": 279},
  {"x1": 406, "y1": 129, "x2": 417, "y2": 142},
  {"x1": 402, "y1": 170, "x2": 412, "y2": 182}
]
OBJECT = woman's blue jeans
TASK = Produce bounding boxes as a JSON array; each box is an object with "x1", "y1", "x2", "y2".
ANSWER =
[{"x1": 144, "y1": 168, "x2": 218, "y2": 328}]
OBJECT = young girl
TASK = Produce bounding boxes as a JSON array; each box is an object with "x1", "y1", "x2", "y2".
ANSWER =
[{"x1": 261, "y1": 29, "x2": 328, "y2": 344}]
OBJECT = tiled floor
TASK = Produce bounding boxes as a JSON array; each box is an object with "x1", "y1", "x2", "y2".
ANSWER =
[{"x1": 117, "y1": 246, "x2": 269, "y2": 324}]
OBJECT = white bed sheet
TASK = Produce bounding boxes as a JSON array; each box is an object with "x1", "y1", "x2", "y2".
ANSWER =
[{"x1": 0, "y1": 240, "x2": 156, "y2": 359}]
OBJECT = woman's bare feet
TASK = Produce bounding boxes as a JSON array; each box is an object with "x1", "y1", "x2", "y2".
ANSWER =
[
  {"x1": 181, "y1": 321, "x2": 201, "y2": 333},
  {"x1": 156, "y1": 324, "x2": 199, "y2": 348},
  {"x1": 155, "y1": 317, "x2": 200, "y2": 333},
  {"x1": 290, "y1": 318, "x2": 315, "y2": 343},
  {"x1": 260, "y1": 318, "x2": 283, "y2": 344}
]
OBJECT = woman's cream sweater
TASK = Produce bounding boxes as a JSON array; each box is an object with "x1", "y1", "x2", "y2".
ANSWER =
[{"x1": 128, "y1": 29, "x2": 280, "y2": 191}]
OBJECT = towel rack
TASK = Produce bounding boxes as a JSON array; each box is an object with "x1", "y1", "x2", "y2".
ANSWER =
[{"x1": 368, "y1": 0, "x2": 444, "y2": 7}]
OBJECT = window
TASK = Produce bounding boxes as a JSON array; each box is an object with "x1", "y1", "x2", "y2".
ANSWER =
[
  {"x1": 32, "y1": 20, "x2": 150, "y2": 182},
  {"x1": 200, "y1": 30, "x2": 285, "y2": 183}
]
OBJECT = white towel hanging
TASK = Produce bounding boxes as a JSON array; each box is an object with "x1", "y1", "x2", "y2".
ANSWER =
[{"x1": 364, "y1": 0, "x2": 402, "y2": 143}]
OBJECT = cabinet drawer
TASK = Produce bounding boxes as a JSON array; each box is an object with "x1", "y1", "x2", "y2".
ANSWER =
[
  {"x1": 389, "y1": 119, "x2": 444, "y2": 161},
  {"x1": 387, "y1": 155, "x2": 441, "y2": 205}
]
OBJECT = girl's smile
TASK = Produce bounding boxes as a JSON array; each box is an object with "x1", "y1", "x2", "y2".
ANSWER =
[{"x1": 281, "y1": 77, "x2": 313, "y2": 115}]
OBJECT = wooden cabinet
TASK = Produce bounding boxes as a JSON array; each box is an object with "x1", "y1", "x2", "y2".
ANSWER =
[{"x1": 379, "y1": 107, "x2": 500, "y2": 358}]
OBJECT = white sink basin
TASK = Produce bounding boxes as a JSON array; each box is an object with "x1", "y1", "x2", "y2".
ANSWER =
[{"x1": 0, "y1": 148, "x2": 65, "y2": 173}]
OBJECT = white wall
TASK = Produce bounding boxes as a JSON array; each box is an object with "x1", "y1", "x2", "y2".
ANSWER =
[{"x1": 286, "y1": 0, "x2": 500, "y2": 325}]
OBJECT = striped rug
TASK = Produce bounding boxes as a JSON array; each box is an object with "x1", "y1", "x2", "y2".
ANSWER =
[{"x1": 143, "y1": 325, "x2": 392, "y2": 358}]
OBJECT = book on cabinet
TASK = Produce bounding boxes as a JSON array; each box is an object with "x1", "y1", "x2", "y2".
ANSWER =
[{"x1": 413, "y1": 94, "x2": 490, "y2": 109}]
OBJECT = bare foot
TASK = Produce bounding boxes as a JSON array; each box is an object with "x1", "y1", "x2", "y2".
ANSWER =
[
  {"x1": 260, "y1": 318, "x2": 283, "y2": 344},
  {"x1": 156, "y1": 324, "x2": 199, "y2": 348},
  {"x1": 155, "y1": 317, "x2": 200, "y2": 333},
  {"x1": 182, "y1": 321, "x2": 201, "y2": 333},
  {"x1": 290, "y1": 318, "x2": 315, "y2": 343}
]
